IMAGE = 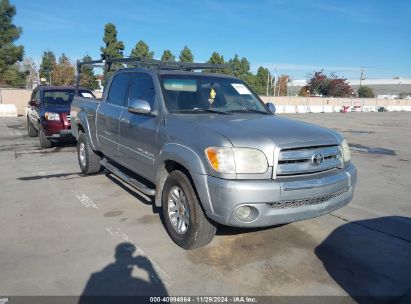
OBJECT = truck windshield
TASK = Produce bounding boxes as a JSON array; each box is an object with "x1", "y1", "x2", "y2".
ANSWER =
[
  {"x1": 159, "y1": 75, "x2": 269, "y2": 114},
  {"x1": 43, "y1": 90, "x2": 95, "y2": 106}
]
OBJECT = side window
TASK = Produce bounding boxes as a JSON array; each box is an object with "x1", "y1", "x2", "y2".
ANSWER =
[
  {"x1": 128, "y1": 73, "x2": 156, "y2": 109},
  {"x1": 31, "y1": 90, "x2": 39, "y2": 102},
  {"x1": 30, "y1": 91, "x2": 35, "y2": 101},
  {"x1": 106, "y1": 73, "x2": 131, "y2": 106}
]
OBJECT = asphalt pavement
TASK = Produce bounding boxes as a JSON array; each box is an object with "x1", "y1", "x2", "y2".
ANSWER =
[{"x1": 0, "y1": 113, "x2": 410, "y2": 303}]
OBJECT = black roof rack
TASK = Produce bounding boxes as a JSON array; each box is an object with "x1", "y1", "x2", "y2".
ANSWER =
[
  {"x1": 75, "y1": 55, "x2": 231, "y2": 94},
  {"x1": 76, "y1": 55, "x2": 230, "y2": 73}
]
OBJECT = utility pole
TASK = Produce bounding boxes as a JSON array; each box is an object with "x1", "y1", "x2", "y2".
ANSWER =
[
  {"x1": 266, "y1": 73, "x2": 270, "y2": 96},
  {"x1": 360, "y1": 66, "x2": 365, "y2": 87},
  {"x1": 273, "y1": 67, "x2": 277, "y2": 97}
]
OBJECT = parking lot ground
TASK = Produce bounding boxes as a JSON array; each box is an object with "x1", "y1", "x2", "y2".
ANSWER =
[{"x1": 0, "y1": 113, "x2": 410, "y2": 302}]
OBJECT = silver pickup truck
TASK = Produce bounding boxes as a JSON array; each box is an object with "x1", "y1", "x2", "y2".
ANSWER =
[{"x1": 71, "y1": 59, "x2": 356, "y2": 249}]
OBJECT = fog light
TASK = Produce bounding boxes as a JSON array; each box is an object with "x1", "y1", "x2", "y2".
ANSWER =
[{"x1": 236, "y1": 206, "x2": 252, "y2": 220}]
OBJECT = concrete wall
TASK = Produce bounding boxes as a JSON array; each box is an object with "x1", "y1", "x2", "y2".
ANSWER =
[
  {"x1": 1, "y1": 88, "x2": 411, "y2": 116},
  {"x1": 259, "y1": 96, "x2": 411, "y2": 107},
  {"x1": 0, "y1": 88, "x2": 102, "y2": 116},
  {"x1": 0, "y1": 88, "x2": 32, "y2": 116}
]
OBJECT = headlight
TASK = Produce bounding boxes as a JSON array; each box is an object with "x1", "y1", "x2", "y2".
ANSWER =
[
  {"x1": 44, "y1": 112, "x2": 60, "y2": 121},
  {"x1": 341, "y1": 139, "x2": 351, "y2": 163},
  {"x1": 205, "y1": 147, "x2": 268, "y2": 174},
  {"x1": 205, "y1": 147, "x2": 235, "y2": 173}
]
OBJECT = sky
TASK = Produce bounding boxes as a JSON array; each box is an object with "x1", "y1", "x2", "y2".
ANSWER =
[{"x1": 12, "y1": 0, "x2": 411, "y2": 80}]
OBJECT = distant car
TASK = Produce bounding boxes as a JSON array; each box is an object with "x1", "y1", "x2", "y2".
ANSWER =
[{"x1": 27, "y1": 86, "x2": 95, "y2": 148}]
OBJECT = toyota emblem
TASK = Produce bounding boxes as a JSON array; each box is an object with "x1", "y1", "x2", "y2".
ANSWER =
[{"x1": 311, "y1": 152, "x2": 324, "y2": 165}]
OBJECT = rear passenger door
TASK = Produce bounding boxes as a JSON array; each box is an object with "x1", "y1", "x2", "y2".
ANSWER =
[
  {"x1": 119, "y1": 72, "x2": 159, "y2": 181},
  {"x1": 96, "y1": 73, "x2": 131, "y2": 160}
]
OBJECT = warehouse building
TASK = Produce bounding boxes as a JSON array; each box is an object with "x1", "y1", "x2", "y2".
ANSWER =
[{"x1": 288, "y1": 78, "x2": 411, "y2": 99}]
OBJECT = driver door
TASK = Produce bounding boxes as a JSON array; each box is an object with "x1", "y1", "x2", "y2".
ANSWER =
[{"x1": 119, "y1": 72, "x2": 159, "y2": 181}]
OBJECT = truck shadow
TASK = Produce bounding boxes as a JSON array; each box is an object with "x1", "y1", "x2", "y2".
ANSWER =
[
  {"x1": 79, "y1": 242, "x2": 168, "y2": 303},
  {"x1": 105, "y1": 173, "x2": 154, "y2": 207},
  {"x1": 216, "y1": 224, "x2": 286, "y2": 236},
  {"x1": 315, "y1": 216, "x2": 411, "y2": 304},
  {"x1": 17, "y1": 172, "x2": 83, "y2": 181}
]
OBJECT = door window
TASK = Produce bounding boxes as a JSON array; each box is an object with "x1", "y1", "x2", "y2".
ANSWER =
[
  {"x1": 30, "y1": 90, "x2": 36, "y2": 101},
  {"x1": 106, "y1": 73, "x2": 131, "y2": 106},
  {"x1": 128, "y1": 73, "x2": 156, "y2": 108}
]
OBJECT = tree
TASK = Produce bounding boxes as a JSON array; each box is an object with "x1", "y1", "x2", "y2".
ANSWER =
[
  {"x1": 161, "y1": 49, "x2": 175, "y2": 62},
  {"x1": 358, "y1": 86, "x2": 374, "y2": 98},
  {"x1": 130, "y1": 40, "x2": 154, "y2": 59},
  {"x1": 399, "y1": 92, "x2": 411, "y2": 99},
  {"x1": 208, "y1": 52, "x2": 224, "y2": 65},
  {"x1": 304, "y1": 70, "x2": 353, "y2": 97},
  {"x1": 179, "y1": 45, "x2": 194, "y2": 63},
  {"x1": 52, "y1": 54, "x2": 75, "y2": 86},
  {"x1": 79, "y1": 55, "x2": 100, "y2": 90},
  {"x1": 298, "y1": 86, "x2": 310, "y2": 97},
  {"x1": 0, "y1": 0, "x2": 25, "y2": 87},
  {"x1": 100, "y1": 23, "x2": 124, "y2": 82},
  {"x1": 101, "y1": 23, "x2": 124, "y2": 59},
  {"x1": 21, "y1": 57, "x2": 38, "y2": 89},
  {"x1": 39, "y1": 50, "x2": 56, "y2": 85},
  {"x1": 1, "y1": 64, "x2": 26, "y2": 87},
  {"x1": 327, "y1": 73, "x2": 353, "y2": 97},
  {"x1": 253, "y1": 66, "x2": 270, "y2": 95},
  {"x1": 206, "y1": 52, "x2": 229, "y2": 74},
  {"x1": 276, "y1": 75, "x2": 289, "y2": 96},
  {"x1": 306, "y1": 70, "x2": 329, "y2": 96},
  {"x1": 228, "y1": 54, "x2": 253, "y2": 87}
]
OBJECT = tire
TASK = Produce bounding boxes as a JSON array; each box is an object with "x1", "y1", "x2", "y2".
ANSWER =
[
  {"x1": 27, "y1": 117, "x2": 38, "y2": 137},
  {"x1": 77, "y1": 131, "x2": 101, "y2": 175},
  {"x1": 39, "y1": 125, "x2": 52, "y2": 148},
  {"x1": 162, "y1": 170, "x2": 216, "y2": 249}
]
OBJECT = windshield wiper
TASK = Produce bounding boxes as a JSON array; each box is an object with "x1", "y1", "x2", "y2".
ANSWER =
[
  {"x1": 176, "y1": 108, "x2": 232, "y2": 115},
  {"x1": 228, "y1": 108, "x2": 270, "y2": 114}
]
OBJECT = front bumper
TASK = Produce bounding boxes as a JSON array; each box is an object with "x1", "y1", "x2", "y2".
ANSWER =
[
  {"x1": 191, "y1": 164, "x2": 357, "y2": 227},
  {"x1": 48, "y1": 129, "x2": 75, "y2": 140},
  {"x1": 43, "y1": 120, "x2": 73, "y2": 140}
]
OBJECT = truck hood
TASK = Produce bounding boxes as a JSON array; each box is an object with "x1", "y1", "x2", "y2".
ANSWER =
[{"x1": 177, "y1": 113, "x2": 342, "y2": 150}]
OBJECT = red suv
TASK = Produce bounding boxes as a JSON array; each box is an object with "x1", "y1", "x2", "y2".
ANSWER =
[{"x1": 27, "y1": 86, "x2": 95, "y2": 148}]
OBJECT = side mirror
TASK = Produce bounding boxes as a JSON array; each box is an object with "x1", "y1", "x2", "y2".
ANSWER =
[
  {"x1": 29, "y1": 100, "x2": 39, "y2": 107},
  {"x1": 128, "y1": 98, "x2": 151, "y2": 115},
  {"x1": 267, "y1": 102, "x2": 276, "y2": 114}
]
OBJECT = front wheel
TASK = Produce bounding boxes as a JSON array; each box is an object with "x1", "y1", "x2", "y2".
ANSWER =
[
  {"x1": 39, "y1": 125, "x2": 52, "y2": 148},
  {"x1": 77, "y1": 131, "x2": 101, "y2": 175},
  {"x1": 27, "y1": 118, "x2": 38, "y2": 137},
  {"x1": 162, "y1": 170, "x2": 216, "y2": 249}
]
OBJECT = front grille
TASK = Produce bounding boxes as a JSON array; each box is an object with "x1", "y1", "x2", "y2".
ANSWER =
[
  {"x1": 266, "y1": 187, "x2": 349, "y2": 209},
  {"x1": 276, "y1": 145, "x2": 342, "y2": 177},
  {"x1": 66, "y1": 114, "x2": 71, "y2": 121}
]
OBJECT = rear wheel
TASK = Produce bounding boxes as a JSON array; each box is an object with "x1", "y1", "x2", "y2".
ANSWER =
[
  {"x1": 39, "y1": 125, "x2": 52, "y2": 148},
  {"x1": 77, "y1": 131, "x2": 101, "y2": 175},
  {"x1": 27, "y1": 117, "x2": 38, "y2": 137},
  {"x1": 162, "y1": 170, "x2": 216, "y2": 249}
]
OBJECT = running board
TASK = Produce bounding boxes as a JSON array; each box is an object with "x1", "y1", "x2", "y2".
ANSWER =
[{"x1": 100, "y1": 159, "x2": 155, "y2": 196}]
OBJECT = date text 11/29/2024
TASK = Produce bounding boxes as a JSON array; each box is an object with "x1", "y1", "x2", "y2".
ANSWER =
[{"x1": 150, "y1": 296, "x2": 257, "y2": 303}]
